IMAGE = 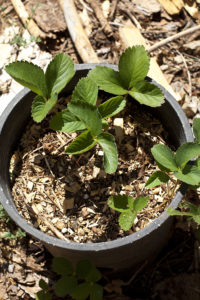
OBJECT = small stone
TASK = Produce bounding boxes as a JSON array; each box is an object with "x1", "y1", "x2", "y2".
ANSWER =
[
  {"x1": 61, "y1": 228, "x2": 68, "y2": 234},
  {"x1": 56, "y1": 221, "x2": 65, "y2": 230},
  {"x1": 27, "y1": 181, "x2": 34, "y2": 191},
  {"x1": 63, "y1": 198, "x2": 74, "y2": 212},
  {"x1": 8, "y1": 264, "x2": 14, "y2": 273},
  {"x1": 93, "y1": 166, "x2": 100, "y2": 178},
  {"x1": 78, "y1": 228, "x2": 85, "y2": 236},
  {"x1": 114, "y1": 118, "x2": 124, "y2": 143},
  {"x1": 98, "y1": 150, "x2": 104, "y2": 156},
  {"x1": 83, "y1": 194, "x2": 89, "y2": 200},
  {"x1": 81, "y1": 207, "x2": 90, "y2": 217}
]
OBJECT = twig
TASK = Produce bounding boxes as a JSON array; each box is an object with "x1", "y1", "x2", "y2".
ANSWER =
[
  {"x1": 32, "y1": 204, "x2": 69, "y2": 241},
  {"x1": 87, "y1": 0, "x2": 113, "y2": 37},
  {"x1": 119, "y1": 5, "x2": 142, "y2": 30},
  {"x1": 42, "y1": 151, "x2": 55, "y2": 178},
  {"x1": 10, "y1": 0, "x2": 46, "y2": 38},
  {"x1": 58, "y1": 0, "x2": 99, "y2": 63},
  {"x1": 78, "y1": 0, "x2": 93, "y2": 12},
  {"x1": 122, "y1": 261, "x2": 147, "y2": 286},
  {"x1": 177, "y1": 50, "x2": 192, "y2": 98},
  {"x1": 109, "y1": 0, "x2": 118, "y2": 20},
  {"x1": 148, "y1": 25, "x2": 200, "y2": 53}
]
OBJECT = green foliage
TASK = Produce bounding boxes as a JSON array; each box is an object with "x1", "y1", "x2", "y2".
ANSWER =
[
  {"x1": 193, "y1": 118, "x2": 200, "y2": 143},
  {"x1": 72, "y1": 77, "x2": 98, "y2": 105},
  {"x1": 6, "y1": 53, "x2": 75, "y2": 122},
  {"x1": 96, "y1": 133, "x2": 118, "y2": 174},
  {"x1": 0, "y1": 205, "x2": 26, "y2": 239},
  {"x1": 108, "y1": 195, "x2": 149, "y2": 230},
  {"x1": 35, "y1": 279, "x2": 51, "y2": 300},
  {"x1": 89, "y1": 46, "x2": 164, "y2": 107},
  {"x1": 167, "y1": 202, "x2": 200, "y2": 226},
  {"x1": 35, "y1": 257, "x2": 103, "y2": 300},
  {"x1": 145, "y1": 171, "x2": 170, "y2": 188},
  {"x1": 147, "y1": 125, "x2": 200, "y2": 189}
]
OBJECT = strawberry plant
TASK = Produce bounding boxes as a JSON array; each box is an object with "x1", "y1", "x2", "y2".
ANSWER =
[
  {"x1": 108, "y1": 195, "x2": 149, "y2": 230},
  {"x1": 35, "y1": 258, "x2": 103, "y2": 300},
  {"x1": 145, "y1": 118, "x2": 200, "y2": 191},
  {"x1": 5, "y1": 46, "x2": 165, "y2": 232}
]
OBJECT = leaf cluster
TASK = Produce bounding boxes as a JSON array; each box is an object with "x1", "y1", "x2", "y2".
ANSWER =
[
  {"x1": 6, "y1": 46, "x2": 164, "y2": 175},
  {"x1": 35, "y1": 257, "x2": 103, "y2": 300},
  {"x1": 145, "y1": 118, "x2": 200, "y2": 188},
  {"x1": 108, "y1": 195, "x2": 149, "y2": 230}
]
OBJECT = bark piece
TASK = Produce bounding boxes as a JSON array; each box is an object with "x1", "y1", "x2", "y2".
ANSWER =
[
  {"x1": 10, "y1": 0, "x2": 46, "y2": 38},
  {"x1": 58, "y1": 0, "x2": 99, "y2": 63},
  {"x1": 25, "y1": 0, "x2": 67, "y2": 33},
  {"x1": 119, "y1": 20, "x2": 181, "y2": 101}
]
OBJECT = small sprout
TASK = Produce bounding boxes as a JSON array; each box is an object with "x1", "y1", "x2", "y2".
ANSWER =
[{"x1": 108, "y1": 195, "x2": 149, "y2": 231}]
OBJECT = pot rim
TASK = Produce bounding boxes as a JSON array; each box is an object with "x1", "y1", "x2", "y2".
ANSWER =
[{"x1": 0, "y1": 63, "x2": 193, "y2": 252}]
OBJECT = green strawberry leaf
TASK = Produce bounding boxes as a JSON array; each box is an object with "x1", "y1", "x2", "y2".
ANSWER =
[
  {"x1": 193, "y1": 215, "x2": 200, "y2": 225},
  {"x1": 119, "y1": 210, "x2": 136, "y2": 231},
  {"x1": 90, "y1": 284, "x2": 103, "y2": 300},
  {"x1": 167, "y1": 208, "x2": 194, "y2": 217},
  {"x1": 68, "y1": 100, "x2": 102, "y2": 137},
  {"x1": 31, "y1": 93, "x2": 58, "y2": 123},
  {"x1": 39, "y1": 279, "x2": 49, "y2": 291},
  {"x1": 193, "y1": 118, "x2": 200, "y2": 143},
  {"x1": 133, "y1": 196, "x2": 149, "y2": 213},
  {"x1": 35, "y1": 290, "x2": 51, "y2": 300},
  {"x1": 174, "y1": 164, "x2": 200, "y2": 185},
  {"x1": 108, "y1": 195, "x2": 134, "y2": 212},
  {"x1": 145, "y1": 171, "x2": 170, "y2": 188},
  {"x1": 50, "y1": 109, "x2": 86, "y2": 132},
  {"x1": 72, "y1": 77, "x2": 98, "y2": 105},
  {"x1": 65, "y1": 130, "x2": 97, "y2": 155},
  {"x1": 175, "y1": 142, "x2": 200, "y2": 169},
  {"x1": 151, "y1": 144, "x2": 178, "y2": 172},
  {"x1": 119, "y1": 46, "x2": 150, "y2": 89},
  {"x1": 55, "y1": 276, "x2": 77, "y2": 297},
  {"x1": 88, "y1": 66, "x2": 127, "y2": 95},
  {"x1": 129, "y1": 80, "x2": 164, "y2": 107},
  {"x1": 52, "y1": 257, "x2": 73, "y2": 275},
  {"x1": 45, "y1": 53, "x2": 74, "y2": 98},
  {"x1": 96, "y1": 133, "x2": 118, "y2": 174},
  {"x1": 98, "y1": 96, "x2": 126, "y2": 119},
  {"x1": 70, "y1": 283, "x2": 91, "y2": 300},
  {"x1": 86, "y1": 266, "x2": 102, "y2": 282},
  {"x1": 196, "y1": 157, "x2": 200, "y2": 169},
  {"x1": 5, "y1": 61, "x2": 47, "y2": 98},
  {"x1": 76, "y1": 260, "x2": 93, "y2": 279}
]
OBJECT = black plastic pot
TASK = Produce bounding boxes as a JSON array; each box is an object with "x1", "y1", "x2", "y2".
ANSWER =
[{"x1": 0, "y1": 64, "x2": 193, "y2": 271}]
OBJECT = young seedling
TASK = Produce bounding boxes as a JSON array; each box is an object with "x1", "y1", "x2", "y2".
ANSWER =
[
  {"x1": 5, "y1": 53, "x2": 75, "y2": 122},
  {"x1": 145, "y1": 118, "x2": 200, "y2": 193},
  {"x1": 35, "y1": 279, "x2": 51, "y2": 300},
  {"x1": 88, "y1": 46, "x2": 164, "y2": 107},
  {"x1": 108, "y1": 195, "x2": 149, "y2": 230},
  {"x1": 35, "y1": 257, "x2": 103, "y2": 300},
  {"x1": 50, "y1": 77, "x2": 126, "y2": 173}
]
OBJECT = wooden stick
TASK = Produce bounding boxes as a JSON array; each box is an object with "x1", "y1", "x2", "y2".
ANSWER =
[
  {"x1": 109, "y1": 0, "x2": 118, "y2": 20},
  {"x1": 32, "y1": 204, "x2": 69, "y2": 241},
  {"x1": 148, "y1": 25, "x2": 200, "y2": 53},
  {"x1": 87, "y1": 0, "x2": 113, "y2": 37},
  {"x1": 58, "y1": 0, "x2": 99, "y2": 63},
  {"x1": 10, "y1": 0, "x2": 46, "y2": 39}
]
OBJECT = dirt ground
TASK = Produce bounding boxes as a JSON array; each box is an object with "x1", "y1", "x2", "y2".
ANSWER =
[{"x1": 0, "y1": 0, "x2": 200, "y2": 299}]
